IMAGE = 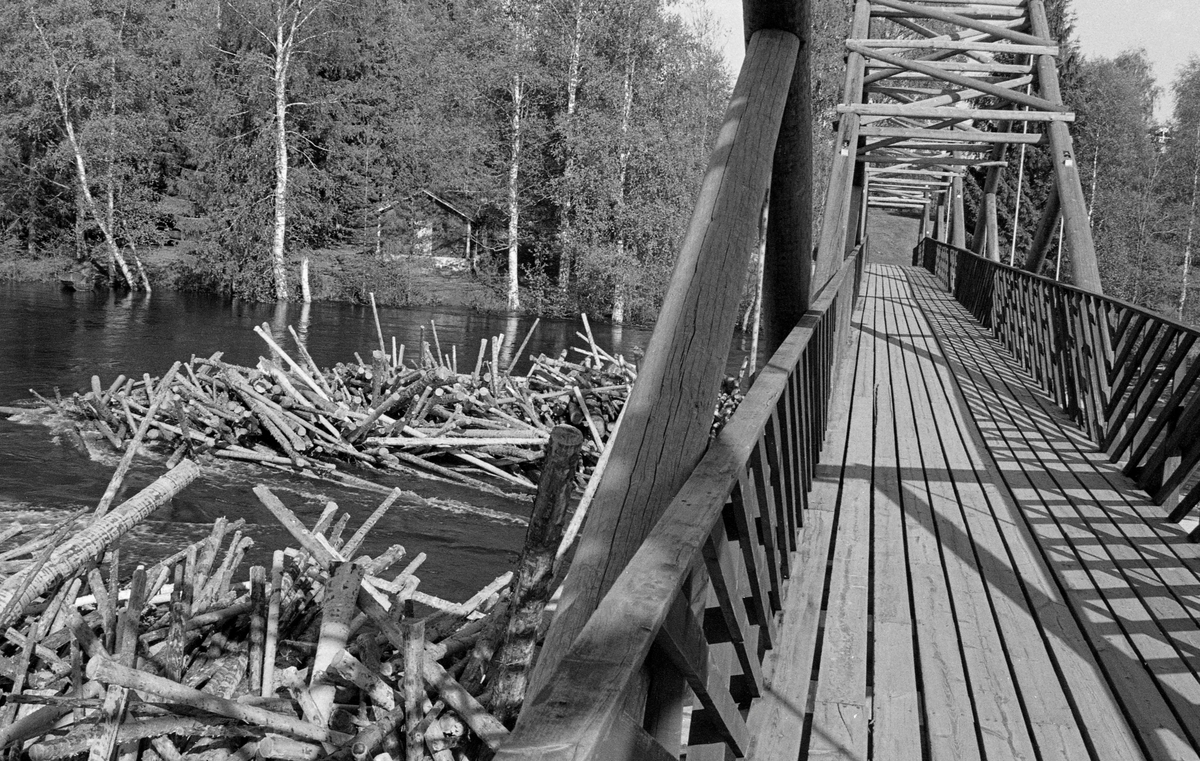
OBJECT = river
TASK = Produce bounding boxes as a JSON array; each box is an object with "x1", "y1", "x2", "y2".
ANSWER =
[{"x1": 0, "y1": 280, "x2": 658, "y2": 601}]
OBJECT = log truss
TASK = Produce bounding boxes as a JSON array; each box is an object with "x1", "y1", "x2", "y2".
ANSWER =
[{"x1": 820, "y1": 0, "x2": 1103, "y2": 292}]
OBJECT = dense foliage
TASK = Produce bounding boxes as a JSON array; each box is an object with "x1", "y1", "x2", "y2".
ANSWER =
[
  {"x1": 957, "y1": 0, "x2": 1200, "y2": 324},
  {"x1": 0, "y1": 0, "x2": 730, "y2": 321}
]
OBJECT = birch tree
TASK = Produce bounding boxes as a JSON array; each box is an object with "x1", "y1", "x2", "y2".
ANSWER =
[
  {"x1": 27, "y1": 0, "x2": 157, "y2": 289},
  {"x1": 1167, "y1": 59, "x2": 1200, "y2": 320}
]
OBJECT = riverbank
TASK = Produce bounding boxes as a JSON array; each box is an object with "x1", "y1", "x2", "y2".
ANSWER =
[{"x1": 0, "y1": 245, "x2": 511, "y2": 312}]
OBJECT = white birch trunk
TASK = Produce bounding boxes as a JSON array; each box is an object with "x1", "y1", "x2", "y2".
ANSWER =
[
  {"x1": 611, "y1": 54, "x2": 634, "y2": 325},
  {"x1": 1179, "y1": 124, "x2": 1200, "y2": 319},
  {"x1": 507, "y1": 73, "x2": 523, "y2": 311},
  {"x1": 31, "y1": 15, "x2": 135, "y2": 288},
  {"x1": 65, "y1": 119, "x2": 135, "y2": 288},
  {"x1": 271, "y1": 8, "x2": 292, "y2": 301},
  {"x1": 300, "y1": 255, "x2": 312, "y2": 303},
  {"x1": 556, "y1": 0, "x2": 585, "y2": 291}
]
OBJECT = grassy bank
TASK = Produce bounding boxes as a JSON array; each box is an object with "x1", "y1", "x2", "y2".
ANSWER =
[{"x1": 0, "y1": 243, "x2": 512, "y2": 312}]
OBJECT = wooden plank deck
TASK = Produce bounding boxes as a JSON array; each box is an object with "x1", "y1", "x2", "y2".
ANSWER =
[{"x1": 745, "y1": 262, "x2": 1200, "y2": 761}]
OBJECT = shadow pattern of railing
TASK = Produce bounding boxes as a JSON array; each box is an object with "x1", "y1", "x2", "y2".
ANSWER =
[
  {"x1": 917, "y1": 238, "x2": 1200, "y2": 534},
  {"x1": 493, "y1": 247, "x2": 865, "y2": 760}
]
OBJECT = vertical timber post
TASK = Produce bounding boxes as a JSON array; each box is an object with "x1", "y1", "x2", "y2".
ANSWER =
[
  {"x1": 844, "y1": 162, "x2": 867, "y2": 256},
  {"x1": 1028, "y1": 0, "x2": 1103, "y2": 293},
  {"x1": 746, "y1": 0, "x2": 813, "y2": 355},
  {"x1": 971, "y1": 135, "x2": 1009, "y2": 261},
  {"x1": 813, "y1": 0, "x2": 871, "y2": 290},
  {"x1": 1024, "y1": 183, "x2": 1060, "y2": 273},
  {"x1": 951, "y1": 174, "x2": 967, "y2": 249}
]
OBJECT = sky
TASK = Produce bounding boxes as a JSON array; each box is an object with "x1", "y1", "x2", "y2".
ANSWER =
[{"x1": 702, "y1": 0, "x2": 1199, "y2": 122}]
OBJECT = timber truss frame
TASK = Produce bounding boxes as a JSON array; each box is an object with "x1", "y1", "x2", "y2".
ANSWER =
[{"x1": 815, "y1": 0, "x2": 1103, "y2": 293}]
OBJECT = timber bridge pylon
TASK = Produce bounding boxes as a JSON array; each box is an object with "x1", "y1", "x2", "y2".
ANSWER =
[{"x1": 497, "y1": 1, "x2": 1200, "y2": 759}]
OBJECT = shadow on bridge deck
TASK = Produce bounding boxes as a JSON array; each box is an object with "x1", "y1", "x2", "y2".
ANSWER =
[{"x1": 745, "y1": 262, "x2": 1200, "y2": 761}]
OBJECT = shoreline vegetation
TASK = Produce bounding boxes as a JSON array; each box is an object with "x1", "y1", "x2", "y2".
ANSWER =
[{"x1": 0, "y1": 246, "x2": 515, "y2": 314}]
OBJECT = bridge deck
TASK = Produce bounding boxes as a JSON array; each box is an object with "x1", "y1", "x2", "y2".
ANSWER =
[{"x1": 746, "y1": 262, "x2": 1200, "y2": 761}]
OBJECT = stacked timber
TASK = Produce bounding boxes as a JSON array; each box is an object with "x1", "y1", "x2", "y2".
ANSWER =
[
  {"x1": 0, "y1": 428, "x2": 587, "y2": 761},
  {"x1": 31, "y1": 316, "x2": 641, "y2": 499}
]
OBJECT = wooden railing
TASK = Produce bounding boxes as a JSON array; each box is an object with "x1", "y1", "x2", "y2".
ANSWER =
[
  {"x1": 918, "y1": 238, "x2": 1200, "y2": 533},
  {"x1": 495, "y1": 245, "x2": 864, "y2": 760}
]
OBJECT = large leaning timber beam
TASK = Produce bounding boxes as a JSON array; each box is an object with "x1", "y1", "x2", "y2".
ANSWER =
[
  {"x1": 746, "y1": 0, "x2": 813, "y2": 354},
  {"x1": 518, "y1": 29, "x2": 801, "y2": 734}
]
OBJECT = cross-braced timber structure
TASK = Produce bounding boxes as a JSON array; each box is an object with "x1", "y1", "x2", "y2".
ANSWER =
[{"x1": 493, "y1": 1, "x2": 1200, "y2": 759}]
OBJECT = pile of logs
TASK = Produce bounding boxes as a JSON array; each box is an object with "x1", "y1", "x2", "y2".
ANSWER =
[
  {"x1": 34, "y1": 316, "x2": 637, "y2": 500},
  {"x1": 0, "y1": 426, "x2": 588, "y2": 761}
]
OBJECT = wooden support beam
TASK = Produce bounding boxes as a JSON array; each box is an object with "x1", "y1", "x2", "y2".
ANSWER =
[
  {"x1": 869, "y1": 166, "x2": 961, "y2": 175},
  {"x1": 1028, "y1": 0, "x2": 1102, "y2": 292},
  {"x1": 869, "y1": 199, "x2": 930, "y2": 208},
  {"x1": 813, "y1": 0, "x2": 871, "y2": 290},
  {"x1": 971, "y1": 128, "x2": 1011, "y2": 260},
  {"x1": 846, "y1": 162, "x2": 867, "y2": 256},
  {"x1": 859, "y1": 74, "x2": 1035, "y2": 125},
  {"x1": 1023, "y1": 182, "x2": 1060, "y2": 273},
  {"x1": 883, "y1": 16, "x2": 996, "y2": 66},
  {"x1": 862, "y1": 141, "x2": 995, "y2": 152},
  {"x1": 859, "y1": 125, "x2": 1045, "y2": 144},
  {"x1": 865, "y1": 59, "x2": 1031, "y2": 86},
  {"x1": 872, "y1": 0, "x2": 1049, "y2": 46},
  {"x1": 849, "y1": 38, "x2": 1058, "y2": 55},
  {"x1": 847, "y1": 42, "x2": 1064, "y2": 112},
  {"x1": 951, "y1": 174, "x2": 967, "y2": 248},
  {"x1": 523, "y1": 26, "x2": 800, "y2": 713},
  {"x1": 744, "y1": 0, "x2": 814, "y2": 355},
  {"x1": 861, "y1": 156, "x2": 1007, "y2": 167},
  {"x1": 840, "y1": 103, "x2": 1074, "y2": 122},
  {"x1": 873, "y1": 7, "x2": 1025, "y2": 21}
]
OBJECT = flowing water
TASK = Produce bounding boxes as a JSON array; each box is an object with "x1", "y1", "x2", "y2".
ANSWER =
[{"x1": 0, "y1": 280, "x2": 657, "y2": 600}]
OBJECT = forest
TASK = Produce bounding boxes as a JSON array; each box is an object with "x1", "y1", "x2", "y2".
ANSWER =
[
  {"x1": 958, "y1": 6, "x2": 1200, "y2": 326},
  {"x1": 0, "y1": 0, "x2": 731, "y2": 323},
  {"x1": 1, "y1": 0, "x2": 1198, "y2": 328}
]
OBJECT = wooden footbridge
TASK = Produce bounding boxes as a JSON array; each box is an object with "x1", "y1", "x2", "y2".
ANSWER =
[{"x1": 495, "y1": 1, "x2": 1200, "y2": 758}]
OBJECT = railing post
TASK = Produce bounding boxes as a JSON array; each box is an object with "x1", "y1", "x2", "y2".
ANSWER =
[{"x1": 746, "y1": 0, "x2": 815, "y2": 355}]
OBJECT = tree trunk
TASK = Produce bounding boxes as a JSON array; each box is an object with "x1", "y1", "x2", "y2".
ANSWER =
[
  {"x1": 271, "y1": 9, "x2": 292, "y2": 302},
  {"x1": 612, "y1": 53, "x2": 634, "y2": 325},
  {"x1": 1131, "y1": 150, "x2": 1162, "y2": 305},
  {"x1": 507, "y1": 74, "x2": 523, "y2": 312},
  {"x1": 0, "y1": 460, "x2": 201, "y2": 632},
  {"x1": 33, "y1": 11, "x2": 135, "y2": 289},
  {"x1": 65, "y1": 118, "x2": 134, "y2": 288},
  {"x1": 487, "y1": 426, "x2": 583, "y2": 725},
  {"x1": 300, "y1": 256, "x2": 312, "y2": 303},
  {"x1": 1179, "y1": 124, "x2": 1200, "y2": 319},
  {"x1": 556, "y1": 0, "x2": 585, "y2": 293}
]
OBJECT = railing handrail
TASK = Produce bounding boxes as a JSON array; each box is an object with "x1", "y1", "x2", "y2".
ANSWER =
[
  {"x1": 916, "y1": 238, "x2": 1200, "y2": 341},
  {"x1": 495, "y1": 247, "x2": 864, "y2": 760}
]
